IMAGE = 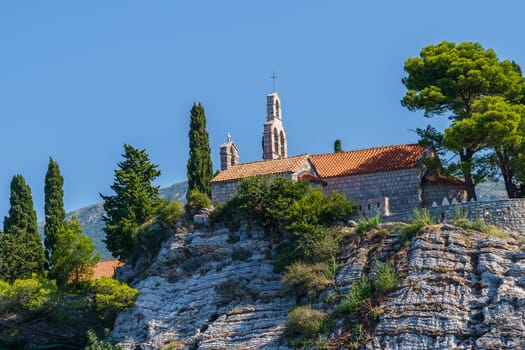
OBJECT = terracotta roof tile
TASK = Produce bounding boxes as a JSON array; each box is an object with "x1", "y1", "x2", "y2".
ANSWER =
[
  {"x1": 310, "y1": 144, "x2": 428, "y2": 178},
  {"x1": 211, "y1": 154, "x2": 310, "y2": 183},
  {"x1": 423, "y1": 173, "x2": 465, "y2": 186},
  {"x1": 92, "y1": 259, "x2": 123, "y2": 280}
]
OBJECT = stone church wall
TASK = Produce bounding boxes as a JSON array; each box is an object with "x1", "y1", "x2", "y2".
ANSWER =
[
  {"x1": 322, "y1": 168, "x2": 421, "y2": 214},
  {"x1": 211, "y1": 181, "x2": 238, "y2": 204}
]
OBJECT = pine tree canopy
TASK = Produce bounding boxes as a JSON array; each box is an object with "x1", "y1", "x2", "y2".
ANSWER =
[
  {"x1": 101, "y1": 144, "x2": 162, "y2": 260},
  {"x1": 187, "y1": 102, "x2": 213, "y2": 200}
]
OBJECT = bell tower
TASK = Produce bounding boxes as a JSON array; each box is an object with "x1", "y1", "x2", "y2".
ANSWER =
[{"x1": 263, "y1": 92, "x2": 287, "y2": 160}]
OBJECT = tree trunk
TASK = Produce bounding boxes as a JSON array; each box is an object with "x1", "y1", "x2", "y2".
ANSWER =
[
  {"x1": 496, "y1": 148, "x2": 518, "y2": 198},
  {"x1": 460, "y1": 149, "x2": 477, "y2": 201}
]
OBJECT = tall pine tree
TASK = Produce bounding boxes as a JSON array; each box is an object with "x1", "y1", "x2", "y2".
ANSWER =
[
  {"x1": 187, "y1": 103, "x2": 213, "y2": 201},
  {"x1": 44, "y1": 157, "x2": 66, "y2": 268},
  {"x1": 101, "y1": 144, "x2": 162, "y2": 260},
  {"x1": 0, "y1": 175, "x2": 46, "y2": 282}
]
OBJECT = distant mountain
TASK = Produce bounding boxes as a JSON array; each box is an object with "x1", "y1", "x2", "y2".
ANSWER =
[{"x1": 38, "y1": 181, "x2": 188, "y2": 260}]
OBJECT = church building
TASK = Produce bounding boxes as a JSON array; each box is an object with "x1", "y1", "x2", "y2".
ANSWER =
[{"x1": 210, "y1": 91, "x2": 466, "y2": 217}]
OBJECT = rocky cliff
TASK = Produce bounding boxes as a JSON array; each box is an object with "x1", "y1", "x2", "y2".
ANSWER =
[{"x1": 111, "y1": 221, "x2": 525, "y2": 349}]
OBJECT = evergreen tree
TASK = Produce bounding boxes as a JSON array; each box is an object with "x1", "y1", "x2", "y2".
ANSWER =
[
  {"x1": 0, "y1": 175, "x2": 46, "y2": 282},
  {"x1": 101, "y1": 144, "x2": 162, "y2": 260},
  {"x1": 334, "y1": 139, "x2": 343, "y2": 153},
  {"x1": 44, "y1": 157, "x2": 66, "y2": 268},
  {"x1": 51, "y1": 216, "x2": 100, "y2": 286},
  {"x1": 402, "y1": 41, "x2": 525, "y2": 200},
  {"x1": 186, "y1": 103, "x2": 213, "y2": 201}
]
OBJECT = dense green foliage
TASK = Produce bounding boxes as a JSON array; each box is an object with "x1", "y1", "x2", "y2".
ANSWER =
[
  {"x1": 0, "y1": 274, "x2": 137, "y2": 347},
  {"x1": 158, "y1": 199, "x2": 184, "y2": 229},
  {"x1": 0, "y1": 175, "x2": 46, "y2": 282},
  {"x1": 101, "y1": 144, "x2": 163, "y2": 261},
  {"x1": 214, "y1": 176, "x2": 354, "y2": 266},
  {"x1": 51, "y1": 216, "x2": 100, "y2": 286},
  {"x1": 285, "y1": 305, "x2": 327, "y2": 339},
  {"x1": 44, "y1": 158, "x2": 66, "y2": 269},
  {"x1": 91, "y1": 277, "x2": 138, "y2": 321},
  {"x1": 0, "y1": 276, "x2": 57, "y2": 318},
  {"x1": 187, "y1": 103, "x2": 213, "y2": 201},
  {"x1": 185, "y1": 188, "x2": 212, "y2": 218},
  {"x1": 402, "y1": 41, "x2": 525, "y2": 199}
]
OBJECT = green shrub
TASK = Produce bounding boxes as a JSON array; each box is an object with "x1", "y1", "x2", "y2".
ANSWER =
[
  {"x1": 398, "y1": 208, "x2": 435, "y2": 246},
  {"x1": 285, "y1": 306, "x2": 326, "y2": 339},
  {"x1": 234, "y1": 176, "x2": 311, "y2": 235},
  {"x1": 282, "y1": 262, "x2": 332, "y2": 300},
  {"x1": 356, "y1": 215, "x2": 381, "y2": 234},
  {"x1": 185, "y1": 189, "x2": 212, "y2": 218},
  {"x1": 209, "y1": 198, "x2": 242, "y2": 232},
  {"x1": 347, "y1": 323, "x2": 365, "y2": 349},
  {"x1": 373, "y1": 261, "x2": 397, "y2": 293},
  {"x1": 85, "y1": 328, "x2": 122, "y2": 350},
  {"x1": 338, "y1": 276, "x2": 371, "y2": 314},
  {"x1": 91, "y1": 277, "x2": 138, "y2": 320},
  {"x1": 158, "y1": 199, "x2": 183, "y2": 229},
  {"x1": 286, "y1": 189, "x2": 354, "y2": 227},
  {"x1": 452, "y1": 206, "x2": 507, "y2": 238},
  {"x1": 289, "y1": 224, "x2": 340, "y2": 264}
]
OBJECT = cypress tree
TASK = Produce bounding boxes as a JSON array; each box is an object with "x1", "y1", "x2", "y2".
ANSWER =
[
  {"x1": 186, "y1": 103, "x2": 213, "y2": 201},
  {"x1": 0, "y1": 175, "x2": 46, "y2": 282},
  {"x1": 101, "y1": 144, "x2": 162, "y2": 260},
  {"x1": 334, "y1": 139, "x2": 343, "y2": 153},
  {"x1": 44, "y1": 157, "x2": 66, "y2": 268}
]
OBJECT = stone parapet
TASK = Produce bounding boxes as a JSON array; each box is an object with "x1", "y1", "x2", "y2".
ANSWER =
[{"x1": 384, "y1": 198, "x2": 525, "y2": 234}]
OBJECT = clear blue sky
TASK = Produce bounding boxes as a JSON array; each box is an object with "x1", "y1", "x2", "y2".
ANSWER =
[{"x1": 1, "y1": 1, "x2": 524, "y2": 219}]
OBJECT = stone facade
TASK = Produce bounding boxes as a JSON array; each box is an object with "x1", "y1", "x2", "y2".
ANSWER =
[
  {"x1": 211, "y1": 180, "x2": 239, "y2": 204},
  {"x1": 323, "y1": 168, "x2": 422, "y2": 215}
]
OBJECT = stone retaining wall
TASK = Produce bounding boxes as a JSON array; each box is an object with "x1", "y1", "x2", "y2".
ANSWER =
[{"x1": 384, "y1": 198, "x2": 525, "y2": 234}]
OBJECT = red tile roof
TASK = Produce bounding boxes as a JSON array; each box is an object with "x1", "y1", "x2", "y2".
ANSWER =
[
  {"x1": 310, "y1": 144, "x2": 428, "y2": 178},
  {"x1": 211, "y1": 154, "x2": 310, "y2": 183},
  {"x1": 92, "y1": 259, "x2": 123, "y2": 280},
  {"x1": 423, "y1": 173, "x2": 465, "y2": 186}
]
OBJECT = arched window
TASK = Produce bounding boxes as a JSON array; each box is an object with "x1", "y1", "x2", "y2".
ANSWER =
[
  {"x1": 273, "y1": 128, "x2": 279, "y2": 154},
  {"x1": 230, "y1": 148, "x2": 236, "y2": 166},
  {"x1": 280, "y1": 131, "x2": 285, "y2": 156},
  {"x1": 275, "y1": 99, "x2": 280, "y2": 119}
]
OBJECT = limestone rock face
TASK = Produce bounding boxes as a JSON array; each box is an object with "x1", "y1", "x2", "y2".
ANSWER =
[
  {"x1": 111, "y1": 224, "x2": 525, "y2": 349},
  {"x1": 112, "y1": 228, "x2": 294, "y2": 350},
  {"x1": 372, "y1": 225, "x2": 525, "y2": 350}
]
